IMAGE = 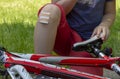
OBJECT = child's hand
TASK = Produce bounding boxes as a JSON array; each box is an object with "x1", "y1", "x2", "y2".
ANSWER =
[{"x1": 91, "y1": 25, "x2": 110, "y2": 41}]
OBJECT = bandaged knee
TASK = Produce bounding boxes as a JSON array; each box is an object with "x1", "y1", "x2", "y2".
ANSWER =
[{"x1": 39, "y1": 11, "x2": 50, "y2": 24}]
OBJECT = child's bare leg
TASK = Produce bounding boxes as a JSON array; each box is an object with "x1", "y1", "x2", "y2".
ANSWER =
[{"x1": 34, "y1": 4, "x2": 61, "y2": 54}]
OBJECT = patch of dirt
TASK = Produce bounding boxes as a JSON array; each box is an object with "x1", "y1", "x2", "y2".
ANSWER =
[{"x1": 104, "y1": 69, "x2": 120, "y2": 79}]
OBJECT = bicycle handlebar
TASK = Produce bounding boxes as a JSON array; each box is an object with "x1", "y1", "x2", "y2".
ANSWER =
[{"x1": 72, "y1": 37, "x2": 103, "y2": 53}]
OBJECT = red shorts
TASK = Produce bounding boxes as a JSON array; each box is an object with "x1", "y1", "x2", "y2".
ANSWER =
[
  {"x1": 38, "y1": 4, "x2": 103, "y2": 76},
  {"x1": 53, "y1": 4, "x2": 83, "y2": 56}
]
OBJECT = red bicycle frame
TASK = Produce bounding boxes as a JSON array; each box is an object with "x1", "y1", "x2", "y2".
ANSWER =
[
  {"x1": 10, "y1": 52, "x2": 120, "y2": 69},
  {"x1": 0, "y1": 51, "x2": 109, "y2": 79}
]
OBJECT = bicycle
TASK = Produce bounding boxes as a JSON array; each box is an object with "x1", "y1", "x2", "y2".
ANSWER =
[{"x1": 0, "y1": 35, "x2": 120, "y2": 79}]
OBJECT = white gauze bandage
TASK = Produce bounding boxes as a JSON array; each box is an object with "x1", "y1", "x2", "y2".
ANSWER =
[{"x1": 39, "y1": 11, "x2": 50, "y2": 24}]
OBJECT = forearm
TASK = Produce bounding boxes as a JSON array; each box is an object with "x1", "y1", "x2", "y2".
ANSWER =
[
  {"x1": 99, "y1": 0, "x2": 116, "y2": 28},
  {"x1": 99, "y1": 13, "x2": 116, "y2": 28},
  {"x1": 51, "y1": 0, "x2": 77, "y2": 14}
]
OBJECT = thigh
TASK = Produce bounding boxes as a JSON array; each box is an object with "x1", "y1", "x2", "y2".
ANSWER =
[{"x1": 53, "y1": 4, "x2": 82, "y2": 56}]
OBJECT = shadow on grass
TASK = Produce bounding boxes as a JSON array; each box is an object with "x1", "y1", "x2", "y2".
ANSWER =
[{"x1": 0, "y1": 22, "x2": 35, "y2": 53}]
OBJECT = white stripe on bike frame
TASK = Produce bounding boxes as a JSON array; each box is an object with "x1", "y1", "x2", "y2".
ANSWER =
[
  {"x1": 11, "y1": 52, "x2": 32, "y2": 59},
  {"x1": 11, "y1": 57, "x2": 41, "y2": 64}
]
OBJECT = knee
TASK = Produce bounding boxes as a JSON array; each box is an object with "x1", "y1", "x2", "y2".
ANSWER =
[{"x1": 38, "y1": 4, "x2": 61, "y2": 24}]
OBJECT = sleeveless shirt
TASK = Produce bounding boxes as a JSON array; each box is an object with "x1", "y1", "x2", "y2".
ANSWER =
[{"x1": 67, "y1": 0, "x2": 112, "y2": 40}]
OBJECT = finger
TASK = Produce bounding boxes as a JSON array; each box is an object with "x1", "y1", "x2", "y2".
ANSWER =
[
  {"x1": 101, "y1": 28, "x2": 106, "y2": 41},
  {"x1": 91, "y1": 29, "x2": 97, "y2": 37},
  {"x1": 96, "y1": 28, "x2": 102, "y2": 38},
  {"x1": 105, "y1": 29, "x2": 110, "y2": 40}
]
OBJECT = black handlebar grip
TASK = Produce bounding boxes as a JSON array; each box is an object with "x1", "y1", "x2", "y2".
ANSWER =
[
  {"x1": 72, "y1": 46, "x2": 80, "y2": 51},
  {"x1": 72, "y1": 45, "x2": 87, "y2": 52}
]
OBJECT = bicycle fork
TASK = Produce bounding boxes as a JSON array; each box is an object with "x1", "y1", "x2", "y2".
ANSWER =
[{"x1": 93, "y1": 47, "x2": 120, "y2": 75}]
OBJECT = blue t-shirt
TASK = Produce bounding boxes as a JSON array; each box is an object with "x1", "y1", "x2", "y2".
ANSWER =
[{"x1": 67, "y1": 0, "x2": 112, "y2": 40}]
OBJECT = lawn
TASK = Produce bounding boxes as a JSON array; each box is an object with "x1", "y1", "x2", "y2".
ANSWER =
[
  {"x1": 0, "y1": 0, "x2": 50, "y2": 53},
  {"x1": 0, "y1": 0, "x2": 120, "y2": 56}
]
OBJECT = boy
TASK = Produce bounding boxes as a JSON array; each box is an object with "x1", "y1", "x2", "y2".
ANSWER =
[{"x1": 34, "y1": 0, "x2": 116, "y2": 76}]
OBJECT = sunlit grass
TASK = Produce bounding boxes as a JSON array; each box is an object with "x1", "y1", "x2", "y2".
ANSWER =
[
  {"x1": 0, "y1": 0, "x2": 50, "y2": 53},
  {"x1": 116, "y1": 0, "x2": 120, "y2": 10}
]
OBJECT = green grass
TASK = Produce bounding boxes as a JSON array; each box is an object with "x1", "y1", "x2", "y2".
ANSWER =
[
  {"x1": 0, "y1": 0, "x2": 120, "y2": 56},
  {"x1": 0, "y1": 0, "x2": 50, "y2": 53}
]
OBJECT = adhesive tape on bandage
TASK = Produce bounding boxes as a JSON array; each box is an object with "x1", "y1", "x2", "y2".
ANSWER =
[
  {"x1": 41, "y1": 11, "x2": 50, "y2": 15},
  {"x1": 39, "y1": 11, "x2": 50, "y2": 24}
]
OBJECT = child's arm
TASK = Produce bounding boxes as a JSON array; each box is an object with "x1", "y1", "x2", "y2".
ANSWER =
[{"x1": 92, "y1": 0, "x2": 116, "y2": 41}]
